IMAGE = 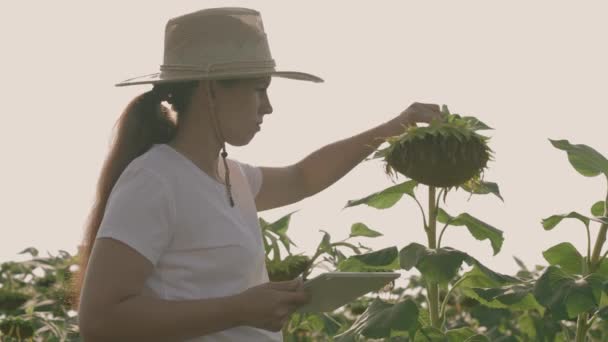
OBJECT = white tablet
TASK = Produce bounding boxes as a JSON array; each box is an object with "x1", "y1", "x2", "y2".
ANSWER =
[{"x1": 295, "y1": 272, "x2": 400, "y2": 313}]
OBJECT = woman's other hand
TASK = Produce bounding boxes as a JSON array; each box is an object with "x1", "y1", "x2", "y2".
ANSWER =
[{"x1": 235, "y1": 278, "x2": 310, "y2": 332}]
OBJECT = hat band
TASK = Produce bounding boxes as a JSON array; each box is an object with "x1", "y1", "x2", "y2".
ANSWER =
[{"x1": 160, "y1": 60, "x2": 276, "y2": 74}]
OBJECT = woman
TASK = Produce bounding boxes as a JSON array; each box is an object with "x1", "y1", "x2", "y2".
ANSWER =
[{"x1": 72, "y1": 7, "x2": 442, "y2": 341}]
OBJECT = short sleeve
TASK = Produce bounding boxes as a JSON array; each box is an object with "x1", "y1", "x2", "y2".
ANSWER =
[
  {"x1": 96, "y1": 167, "x2": 175, "y2": 267},
  {"x1": 237, "y1": 161, "x2": 263, "y2": 198}
]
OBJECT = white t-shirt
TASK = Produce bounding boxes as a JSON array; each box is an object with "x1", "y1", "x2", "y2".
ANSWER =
[{"x1": 96, "y1": 143, "x2": 282, "y2": 341}]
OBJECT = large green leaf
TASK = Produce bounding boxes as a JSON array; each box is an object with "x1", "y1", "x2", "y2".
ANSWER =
[
  {"x1": 533, "y1": 265, "x2": 604, "y2": 319},
  {"x1": 542, "y1": 242, "x2": 584, "y2": 275},
  {"x1": 401, "y1": 244, "x2": 518, "y2": 286},
  {"x1": 338, "y1": 246, "x2": 400, "y2": 272},
  {"x1": 549, "y1": 139, "x2": 608, "y2": 177},
  {"x1": 468, "y1": 259, "x2": 520, "y2": 284},
  {"x1": 459, "y1": 181, "x2": 503, "y2": 202},
  {"x1": 349, "y1": 222, "x2": 383, "y2": 238},
  {"x1": 399, "y1": 244, "x2": 468, "y2": 284},
  {"x1": 334, "y1": 298, "x2": 419, "y2": 341},
  {"x1": 592, "y1": 201, "x2": 607, "y2": 217},
  {"x1": 460, "y1": 265, "x2": 538, "y2": 310},
  {"x1": 416, "y1": 248, "x2": 470, "y2": 284},
  {"x1": 344, "y1": 180, "x2": 418, "y2": 209},
  {"x1": 436, "y1": 209, "x2": 504, "y2": 255}
]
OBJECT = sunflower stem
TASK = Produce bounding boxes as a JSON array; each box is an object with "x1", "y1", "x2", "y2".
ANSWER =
[
  {"x1": 590, "y1": 176, "x2": 608, "y2": 272},
  {"x1": 575, "y1": 313, "x2": 588, "y2": 342},
  {"x1": 426, "y1": 186, "x2": 440, "y2": 328}
]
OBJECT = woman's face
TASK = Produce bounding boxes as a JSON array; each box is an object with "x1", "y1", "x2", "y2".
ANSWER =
[{"x1": 211, "y1": 76, "x2": 273, "y2": 146}]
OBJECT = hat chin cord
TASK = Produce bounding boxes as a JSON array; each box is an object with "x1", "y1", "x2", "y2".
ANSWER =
[{"x1": 207, "y1": 84, "x2": 235, "y2": 207}]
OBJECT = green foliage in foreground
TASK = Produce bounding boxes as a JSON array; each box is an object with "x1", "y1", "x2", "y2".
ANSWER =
[{"x1": 3, "y1": 136, "x2": 608, "y2": 341}]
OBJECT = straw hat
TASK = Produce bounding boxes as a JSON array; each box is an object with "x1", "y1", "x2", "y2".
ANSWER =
[
  {"x1": 115, "y1": 7, "x2": 324, "y2": 86},
  {"x1": 115, "y1": 7, "x2": 323, "y2": 208}
]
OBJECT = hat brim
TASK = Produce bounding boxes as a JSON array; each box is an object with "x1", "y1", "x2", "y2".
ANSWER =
[{"x1": 115, "y1": 70, "x2": 323, "y2": 87}]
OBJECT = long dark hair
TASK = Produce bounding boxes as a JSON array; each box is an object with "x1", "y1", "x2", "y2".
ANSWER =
[{"x1": 69, "y1": 80, "x2": 200, "y2": 310}]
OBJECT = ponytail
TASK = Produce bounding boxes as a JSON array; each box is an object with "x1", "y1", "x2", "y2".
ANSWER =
[{"x1": 69, "y1": 81, "x2": 198, "y2": 310}]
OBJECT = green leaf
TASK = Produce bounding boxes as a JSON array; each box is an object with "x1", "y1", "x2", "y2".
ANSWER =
[
  {"x1": 533, "y1": 266, "x2": 603, "y2": 319},
  {"x1": 399, "y1": 243, "x2": 428, "y2": 271},
  {"x1": 513, "y1": 256, "x2": 529, "y2": 271},
  {"x1": 461, "y1": 116, "x2": 493, "y2": 131},
  {"x1": 18, "y1": 247, "x2": 39, "y2": 258},
  {"x1": 459, "y1": 181, "x2": 503, "y2": 201},
  {"x1": 437, "y1": 208, "x2": 454, "y2": 224},
  {"x1": 266, "y1": 234, "x2": 281, "y2": 261},
  {"x1": 460, "y1": 264, "x2": 537, "y2": 310},
  {"x1": 445, "y1": 327, "x2": 476, "y2": 341},
  {"x1": 471, "y1": 283, "x2": 537, "y2": 308},
  {"x1": 334, "y1": 298, "x2": 419, "y2": 341},
  {"x1": 317, "y1": 231, "x2": 333, "y2": 255},
  {"x1": 414, "y1": 326, "x2": 447, "y2": 341},
  {"x1": 262, "y1": 211, "x2": 299, "y2": 252},
  {"x1": 417, "y1": 248, "x2": 470, "y2": 284},
  {"x1": 436, "y1": 210, "x2": 504, "y2": 256},
  {"x1": 517, "y1": 313, "x2": 537, "y2": 339},
  {"x1": 349, "y1": 223, "x2": 383, "y2": 238},
  {"x1": 344, "y1": 180, "x2": 418, "y2": 210},
  {"x1": 542, "y1": 211, "x2": 590, "y2": 230},
  {"x1": 455, "y1": 213, "x2": 504, "y2": 255},
  {"x1": 597, "y1": 259, "x2": 608, "y2": 278},
  {"x1": 417, "y1": 307, "x2": 431, "y2": 329},
  {"x1": 368, "y1": 145, "x2": 391, "y2": 160},
  {"x1": 441, "y1": 104, "x2": 451, "y2": 115},
  {"x1": 598, "y1": 306, "x2": 608, "y2": 320},
  {"x1": 338, "y1": 246, "x2": 400, "y2": 272},
  {"x1": 464, "y1": 335, "x2": 490, "y2": 342},
  {"x1": 549, "y1": 139, "x2": 608, "y2": 177},
  {"x1": 592, "y1": 201, "x2": 606, "y2": 217},
  {"x1": 542, "y1": 242, "x2": 584, "y2": 275},
  {"x1": 401, "y1": 244, "x2": 518, "y2": 287},
  {"x1": 467, "y1": 259, "x2": 521, "y2": 284},
  {"x1": 399, "y1": 244, "x2": 469, "y2": 284},
  {"x1": 331, "y1": 241, "x2": 361, "y2": 255}
]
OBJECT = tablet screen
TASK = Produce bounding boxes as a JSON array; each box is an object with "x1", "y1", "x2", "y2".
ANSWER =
[{"x1": 296, "y1": 272, "x2": 400, "y2": 313}]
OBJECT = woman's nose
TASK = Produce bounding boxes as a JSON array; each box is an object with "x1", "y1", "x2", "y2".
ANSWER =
[{"x1": 260, "y1": 93, "x2": 273, "y2": 115}]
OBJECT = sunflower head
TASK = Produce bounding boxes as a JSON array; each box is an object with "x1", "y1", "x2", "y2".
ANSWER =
[{"x1": 377, "y1": 105, "x2": 494, "y2": 188}]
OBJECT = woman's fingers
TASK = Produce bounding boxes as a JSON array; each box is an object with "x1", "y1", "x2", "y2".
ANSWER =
[{"x1": 267, "y1": 278, "x2": 302, "y2": 291}]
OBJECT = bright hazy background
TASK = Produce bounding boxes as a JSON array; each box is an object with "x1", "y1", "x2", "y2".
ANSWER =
[{"x1": 2, "y1": 1, "x2": 607, "y2": 277}]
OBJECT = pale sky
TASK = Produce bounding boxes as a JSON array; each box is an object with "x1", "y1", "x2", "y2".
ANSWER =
[{"x1": 2, "y1": 1, "x2": 607, "y2": 277}]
